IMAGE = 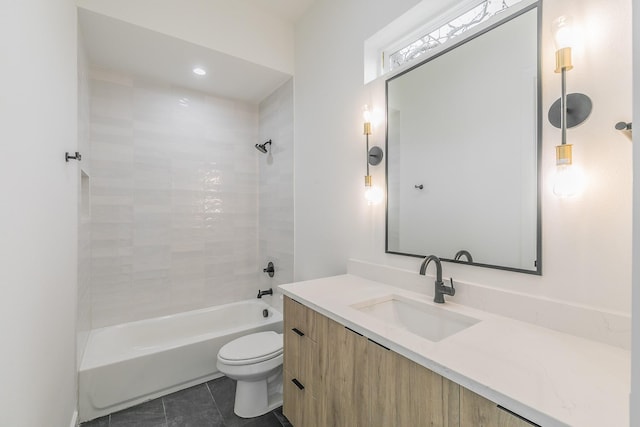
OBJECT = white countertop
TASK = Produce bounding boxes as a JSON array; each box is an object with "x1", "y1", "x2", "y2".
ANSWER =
[{"x1": 279, "y1": 274, "x2": 630, "y2": 427}]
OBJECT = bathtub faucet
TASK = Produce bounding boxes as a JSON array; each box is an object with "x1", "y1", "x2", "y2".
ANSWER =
[{"x1": 257, "y1": 288, "x2": 273, "y2": 299}]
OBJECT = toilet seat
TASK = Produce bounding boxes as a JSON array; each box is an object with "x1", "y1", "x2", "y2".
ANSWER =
[{"x1": 218, "y1": 331, "x2": 283, "y2": 366}]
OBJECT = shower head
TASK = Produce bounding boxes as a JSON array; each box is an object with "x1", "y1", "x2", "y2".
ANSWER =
[{"x1": 255, "y1": 140, "x2": 272, "y2": 154}]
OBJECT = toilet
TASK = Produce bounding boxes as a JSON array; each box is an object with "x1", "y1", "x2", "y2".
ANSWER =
[{"x1": 216, "y1": 331, "x2": 284, "y2": 418}]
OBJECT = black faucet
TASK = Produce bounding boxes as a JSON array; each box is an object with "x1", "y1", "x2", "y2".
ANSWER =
[
  {"x1": 419, "y1": 255, "x2": 455, "y2": 304},
  {"x1": 257, "y1": 288, "x2": 273, "y2": 299}
]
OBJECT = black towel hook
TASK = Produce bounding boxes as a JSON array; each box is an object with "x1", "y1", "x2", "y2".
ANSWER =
[{"x1": 65, "y1": 152, "x2": 82, "y2": 162}]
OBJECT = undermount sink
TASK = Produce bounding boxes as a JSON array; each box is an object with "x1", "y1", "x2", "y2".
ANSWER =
[{"x1": 351, "y1": 294, "x2": 480, "y2": 342}]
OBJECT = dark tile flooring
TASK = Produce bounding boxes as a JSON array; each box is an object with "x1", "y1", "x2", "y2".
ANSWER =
[{"x1": 80, "y1": 376, "x2": 292, "y2": 427}]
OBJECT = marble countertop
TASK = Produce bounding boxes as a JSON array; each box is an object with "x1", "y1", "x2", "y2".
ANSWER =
[{"x1": 279, "y1": 274, "x2": 630, "y2": 427}]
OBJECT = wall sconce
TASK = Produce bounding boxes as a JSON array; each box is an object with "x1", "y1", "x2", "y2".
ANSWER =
[
  {"x1": 547, "y1": 15, "x2": 592, "y2": 198},
  {"x1": 363, "y1": 105, "x2": 384, "y2": 205}
]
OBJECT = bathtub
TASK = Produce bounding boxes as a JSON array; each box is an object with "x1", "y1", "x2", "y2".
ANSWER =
[{"x1": 78, "y1": 299, "x2": 283, "y2": 422}]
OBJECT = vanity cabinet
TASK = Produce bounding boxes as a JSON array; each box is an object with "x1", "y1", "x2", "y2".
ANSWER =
[
  {"x1": 284, "y1": 297, "x2": 445, "y2": 426},
  {"x1": 283, "y1": 296, "x2": 537, "y2": 427}
]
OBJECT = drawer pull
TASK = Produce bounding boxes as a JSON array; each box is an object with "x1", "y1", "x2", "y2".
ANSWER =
[
  {"x1": 291, "y1": 378, "x2": 305, "y2": 390},
  {"x1": 368, "y1": 338, "x2": 390, "y2": 351},
  {"x1": 292, "y1": 328, "x2": 305, "y2": 337},
  {"x1": 345, "y1": 326, "x2": 363, "y2": 336},
  {"x1": 497, "y1": 405, "x2": 540, "y2": 426}
]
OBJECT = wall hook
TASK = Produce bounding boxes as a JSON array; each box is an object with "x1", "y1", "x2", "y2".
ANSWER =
[
  {"x1": 615, "y1": 121, "x2": 632, "y2": 131},
  {"x1": 414, "y1": 184, "x2": 424, "y2": 189},
  {"x1": 65, "y1": 152, "x2": 82, "y2": 162}
]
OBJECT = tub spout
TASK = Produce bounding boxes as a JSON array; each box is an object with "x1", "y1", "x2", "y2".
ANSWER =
[{"x1": 257, "y1": 288, "x2": 273, "y2": 299}]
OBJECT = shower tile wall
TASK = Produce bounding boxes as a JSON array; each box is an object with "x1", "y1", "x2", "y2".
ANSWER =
[
  {"x1": 89, "y1": 68, "x2": 259, "y2": 327},
  {"x1": 258, "y1": 79, "x2": 294, "y2": 308}
]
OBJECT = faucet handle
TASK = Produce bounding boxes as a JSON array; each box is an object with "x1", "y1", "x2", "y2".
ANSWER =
[
  {"x1": 448, "y1": 277, "x2": 456, "y2": 296},
  {"x1": 263, "y1": 262, "x2": 275, "y2": 277}
]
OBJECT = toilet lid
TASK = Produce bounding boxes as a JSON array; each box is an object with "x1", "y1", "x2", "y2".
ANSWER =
[{"x1": 218, "y1": 331, "x2": 283, "y2": 364}]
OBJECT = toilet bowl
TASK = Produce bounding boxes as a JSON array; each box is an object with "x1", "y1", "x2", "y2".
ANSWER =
[{"x1": 216, "y1": 331, "x2": 284, "y2": 418}]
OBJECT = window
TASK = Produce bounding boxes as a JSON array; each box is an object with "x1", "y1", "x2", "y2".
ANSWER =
[{"x1": 385, "y1": 0, "x2": 524, "y2": 72}]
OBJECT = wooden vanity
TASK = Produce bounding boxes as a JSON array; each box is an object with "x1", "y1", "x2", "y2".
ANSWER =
[{"x1": 283, "y1": 296, "x2": 537, "y2": 427}]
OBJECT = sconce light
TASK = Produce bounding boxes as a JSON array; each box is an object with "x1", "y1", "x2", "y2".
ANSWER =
[
  {"x1": 548, "y1": 15, "x2": 592, "y2": 198},
  {"x1": 363, "y1": 105, "x2": 384, "y2": 205}
]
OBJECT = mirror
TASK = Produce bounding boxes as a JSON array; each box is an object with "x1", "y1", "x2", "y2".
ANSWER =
[{"x1": 386, "y1": 5, "x2": 541, "y2": 274}]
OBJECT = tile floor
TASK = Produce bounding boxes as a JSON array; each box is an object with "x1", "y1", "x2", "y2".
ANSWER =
[{"x1": 80, "y1": 376, "x2": 292, "y2": 427}]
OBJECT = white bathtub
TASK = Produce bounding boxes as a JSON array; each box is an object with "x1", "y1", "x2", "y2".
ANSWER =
[{"x1": 78, "y1": 299, "x2": 283, "y2": 422}]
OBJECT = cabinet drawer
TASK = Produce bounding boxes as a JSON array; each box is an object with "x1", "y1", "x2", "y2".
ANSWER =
[
  {"x1": 284, "y1": 370, "x2": 320, "y2": 427},
  {"x1": 284, "y1": 328, "x2": 318, "y2": 396},
  {"x1": 284, "y1": 296, "x2": 318, "y2": 342}
]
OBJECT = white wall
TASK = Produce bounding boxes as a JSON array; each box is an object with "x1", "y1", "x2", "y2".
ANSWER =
[
  {"x1": 0, "y1": 1, "x2": 79, "y2": 426},
  {"x1": 76, "y1": 0, "x2": 295, "y2": 75},
  {"x1": 294, "y1": 0, "x2": 632, "y2": 343},
  {"x1": 294, "y1": 0, "x2": 422, "y2": 280},
  {"x1": 631, "y1": 0, "x2": 639, "y2": 422}
]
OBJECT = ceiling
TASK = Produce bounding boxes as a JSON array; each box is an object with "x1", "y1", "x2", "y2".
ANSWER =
[
  {"x1": 78, "y1": 4, "x2": 310, "y2": 104},
  {"x1": 242, "y1": 0, "x2": 315, "y2": 22}
]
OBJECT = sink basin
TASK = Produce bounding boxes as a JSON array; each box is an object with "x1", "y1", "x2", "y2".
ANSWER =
[{"x1": 351, "y1": 294, "x2": 480, "y2": 342}]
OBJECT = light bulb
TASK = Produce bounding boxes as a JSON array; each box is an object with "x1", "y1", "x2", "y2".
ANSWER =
[
  {"x1": 362, "y1": 105, "x2": 372, "y2": 135},
  {"x1": 552, "y1": 16, "x2": 574, "y2": 50},
  {"x1": 364, "y1": 186, "x2": 384, "y2": 205},
  {"x1": 362, "y1": 104, "x2": 372, "y2": 124},
  {"x1": 553, "y1": 164, "x2": 584, "y2": 198}
]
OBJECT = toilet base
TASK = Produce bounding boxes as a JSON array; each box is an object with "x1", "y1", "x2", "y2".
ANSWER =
[{"x1": 233, "y1": 368, "x2": 283, "y2": 418}]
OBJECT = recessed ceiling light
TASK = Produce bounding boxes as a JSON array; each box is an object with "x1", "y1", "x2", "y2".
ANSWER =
[{"x1": 193, "y1": 67, "x2": 207, "y2": 76}]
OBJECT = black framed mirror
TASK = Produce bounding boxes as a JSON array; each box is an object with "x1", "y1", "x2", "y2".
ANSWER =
[{"x1": 385, "y1": 2, "x2": 542, "y2": 275}]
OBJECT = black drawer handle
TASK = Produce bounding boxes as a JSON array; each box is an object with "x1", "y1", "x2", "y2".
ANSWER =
[
  {"x1": 497, "y1": 405, "x2": 540, "y2": 426},
  {"x1": 292, "y1": 327, "x2": 305, "y2": 337},
  {"x1": 368, "y1": 338, "x2": 390, "y2": 351},
  {"x1": 345, "y1": 326, "x2": 363, "y2": 336},
  {"x1": 291, "y1": 378, "x2": 305, "y2": 390}
]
